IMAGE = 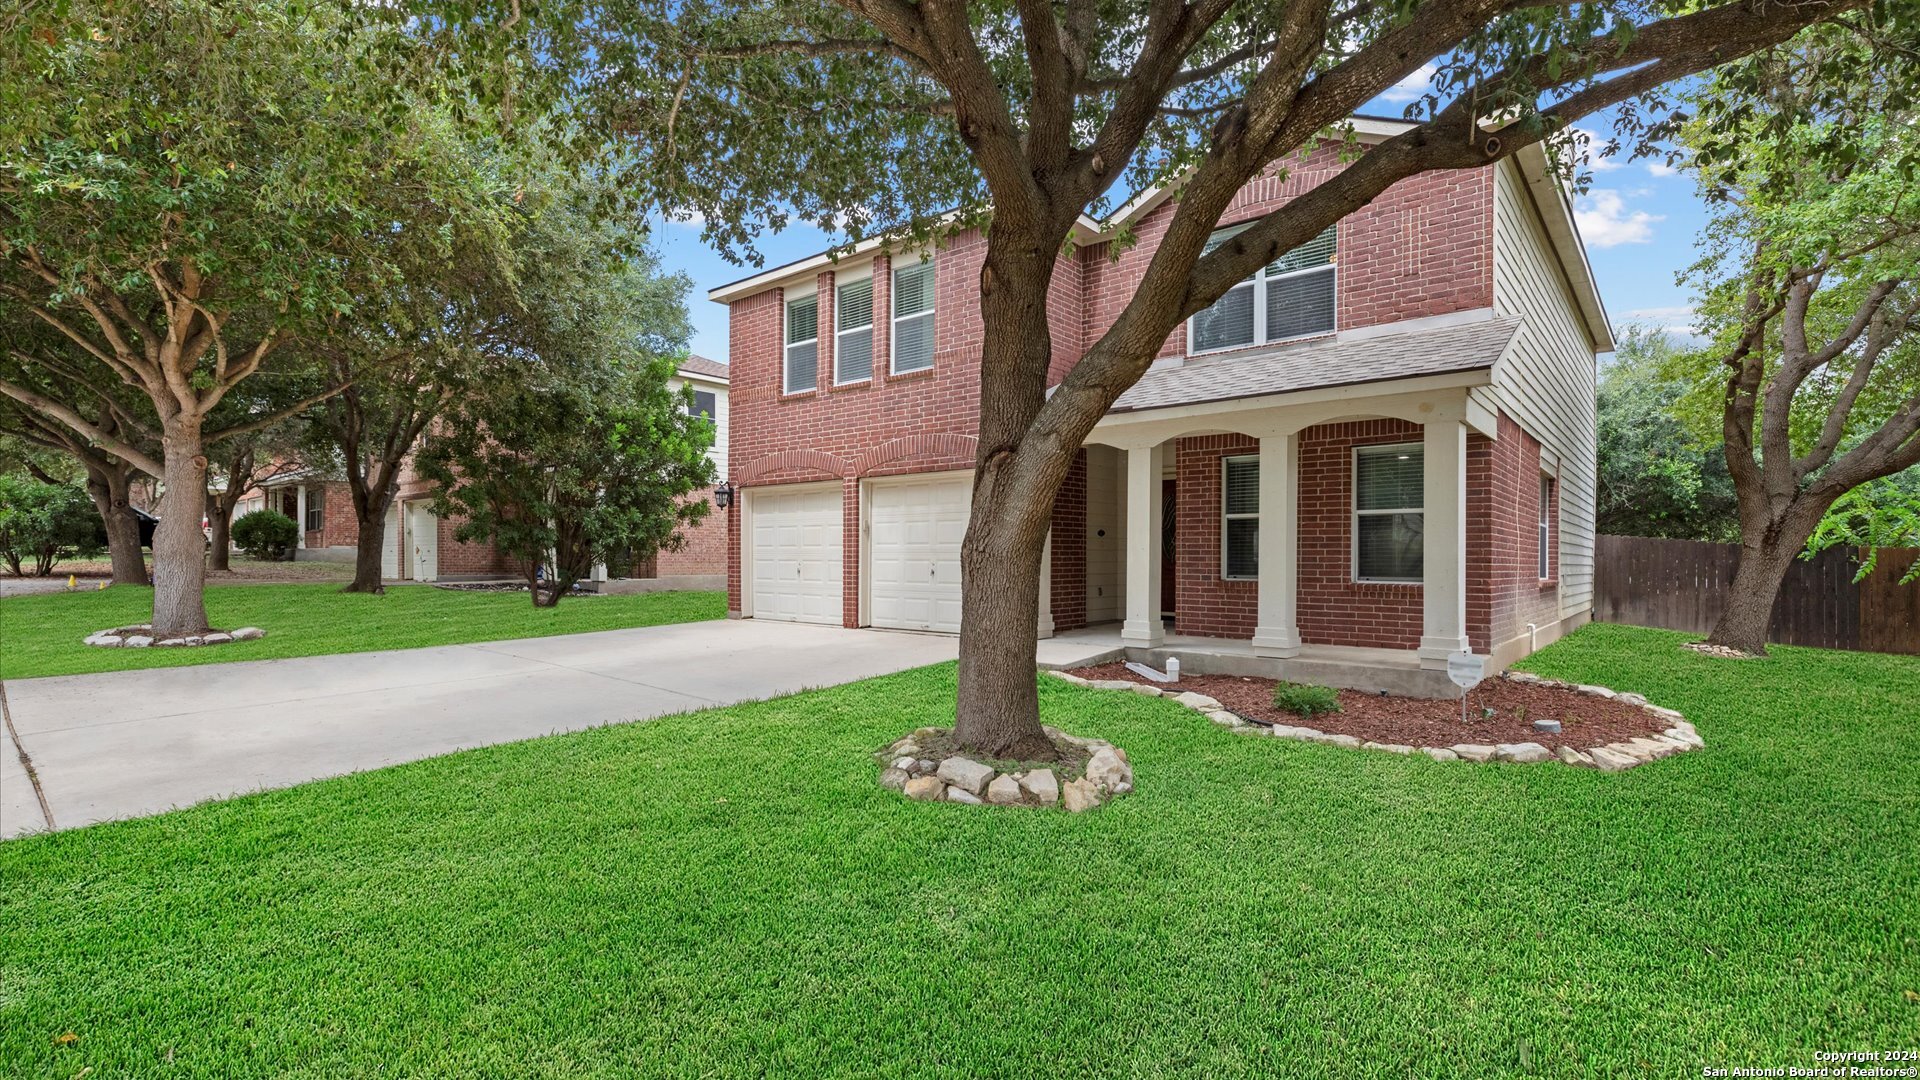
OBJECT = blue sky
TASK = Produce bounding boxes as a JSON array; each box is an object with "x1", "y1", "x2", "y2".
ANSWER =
[{"x1": 654, "y1": 94, "x2": 1706, "y2": 363}]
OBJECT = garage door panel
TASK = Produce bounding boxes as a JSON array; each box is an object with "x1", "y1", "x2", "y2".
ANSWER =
[
  {"x1": 750, "y1": 487, "x2": 842, "y2": 625},
  {"x1": 869, "y1": 474, "x2": 969, "y2": 634}
]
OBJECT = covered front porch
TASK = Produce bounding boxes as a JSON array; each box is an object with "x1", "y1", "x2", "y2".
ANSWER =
[{"x1": 1045, "y1": 320, "x2": 1522, "y2": 698}]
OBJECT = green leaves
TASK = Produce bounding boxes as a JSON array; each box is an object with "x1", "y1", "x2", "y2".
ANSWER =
[{"x1": 1805, "y1": 478, "x2": 1920, "y2": 583}]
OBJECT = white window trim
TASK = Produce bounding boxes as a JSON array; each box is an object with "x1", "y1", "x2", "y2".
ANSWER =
[
  {"x1": 784, "y1": 294, "x2": 819, "y2": 394},
  {"x1": 834, "y1": 276, "x2": 875, "y2": 386},
  {"x1": 890, "y1": 258, "x2": 936, "y2": 375},
  {"x1": 1352, "y1": 442, "x2": 1423, "y2": 585},
  {"x1": 1538, "y1": 473, "x2": 1553, "y2": 581},
  {"x1": 1186, "y1": 225, "x2": 1337, "y2": 358},
  {"x1": 1221, "y1": 454, "x2": 1259, "y2": 581}
]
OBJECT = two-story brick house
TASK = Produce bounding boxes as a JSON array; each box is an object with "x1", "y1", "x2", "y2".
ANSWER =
[
  {"x1": 231, "y1": 356, "x2": 731, "y2": 586},
  {"x1": 711, "y1": 116, "x2": 1609, "y2": 695}
]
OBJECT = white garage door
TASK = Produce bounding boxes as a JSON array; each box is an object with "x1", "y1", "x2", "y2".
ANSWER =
[
  {"x1": 749, "y1": 485, "x2": 842, "y2": 624},
  {"x1": 869, "y1": 473, "x2": 969, "y2": 633}
]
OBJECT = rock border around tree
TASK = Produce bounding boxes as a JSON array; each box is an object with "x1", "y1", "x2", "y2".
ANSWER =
[
  {"x1": 873, "y1": 725, "x2": 1133, "y2": 812},
  {"x1": 1044, "y1": 670, "x2": 1703, "y2": 772},
  {"x1": 84, "y1": 625, "x2": 266, "y2": 649}
]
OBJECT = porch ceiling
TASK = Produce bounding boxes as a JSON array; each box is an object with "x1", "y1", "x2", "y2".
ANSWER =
[{"x1": 1109, "y1": 316, "x2": 1521, "y2": 414}]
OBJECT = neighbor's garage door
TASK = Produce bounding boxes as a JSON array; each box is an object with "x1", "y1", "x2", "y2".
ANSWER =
[
  {"x1": 748, "y1": 485, "x2": 842, "y2": 624},
  {"x1": 869, "y1": 473, "x2": 969, "y2": 633}
]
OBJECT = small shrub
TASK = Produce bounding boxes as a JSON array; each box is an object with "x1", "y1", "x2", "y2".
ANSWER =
[
  {"x1": 231, "y1": 510, "x2": 299, "y2": 561},
  {"x1": 1271, "y1": 681, "x2": 1341, "y2": 718},
  {"x1": 0, "y1": 476, "x2": 103, "y2": 576}
]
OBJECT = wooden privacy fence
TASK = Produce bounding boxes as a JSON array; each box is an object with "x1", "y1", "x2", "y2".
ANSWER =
[{"x1": 1593, "y1": 534, "x2": 1920, "y2": 655}]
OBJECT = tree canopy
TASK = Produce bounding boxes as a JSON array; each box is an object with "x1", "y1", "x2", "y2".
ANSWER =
[
  {"x1": 0, "y1": 0, "x2": 531, "y2": 630},
  {"x1": 1662, "y1": 18, "x2": 1920, "y2": 650}
]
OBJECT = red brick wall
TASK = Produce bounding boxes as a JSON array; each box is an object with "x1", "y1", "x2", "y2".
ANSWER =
[
  {"x1": 655, "y1": 488, "x2": 728, "y2": 576},
  {"x1": 434, "y1": 513, "x2": 521, "y2": 578},
  {"x1": 727, "y1": 239, "x2": 989, "y2": 622},
  {"x1": 1295, "y1": 418, "x2": 1427, "y2": 650},
  {"x1": 1466, "y1": 412, "x2": 1561, "y2": 652},
  {"x1": 1172, "y1": 435, "x2": 1261, "y2": 638},
  {"x1": 1050, "y1": 450, "x2": 1088, "y2": 632},
  {"x1": 296, "y1": 481, "x2": 362, "y2": 550},
  {"x1": 1078, "y1": 142, "x2": 1495, "y2": 364}
]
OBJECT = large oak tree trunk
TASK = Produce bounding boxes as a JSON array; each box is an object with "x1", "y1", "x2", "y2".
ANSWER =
[
  {"x1": 952, "y1": 237, "x2": 1074, "y2": 761},
  {"x1": 206, "y1": 494, "x2": 233, "y2": 573},
  {"x1": 343, "y1": 492, "x2": 392, "y2": 594},
  {"x1": 1706, "y1": 497, "x2": 1830, "y2": 655},
  {"x1": 152, "y1": 420, "x2": 212, "y2": 634},
  {"x1": 84, "y1": 460, "x2": 148, "y2": 586}
]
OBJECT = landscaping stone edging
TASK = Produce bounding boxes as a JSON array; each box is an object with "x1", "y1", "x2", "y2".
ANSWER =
[
  {"x1": 873, "y1": 725, "x2": 1133, "y2": 812},
  {"x1": 85, "y1": 625, "x2": 266, "y2": 649},
  {"x1": 1046, "y1": 669, "x2": 1703, "y2": 772}
]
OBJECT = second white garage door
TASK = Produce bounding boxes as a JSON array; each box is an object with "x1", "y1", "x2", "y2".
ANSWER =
[
  {"x1": 749, "y1": 485, "x2": 843, "y2": 624},
  {"x1": 868, "y1": 473, "x2": 969, "y2": 633}
]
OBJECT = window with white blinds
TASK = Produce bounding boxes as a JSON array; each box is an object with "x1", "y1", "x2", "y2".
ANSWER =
[
  {"x1": 1223, "y1": 456, "x2": 1259, "y2": 579},
  {"x1": 1354, "y1": 444, "x2": 1422, "y2": 582},
  {"x1": 891, "y1": 259, "x2": 935, "y2": 373},
  {"x1": 836, "y1": 277, "x2": 874, "y2": 384},
  {"x1": 784, "y1": 295, "x2": 818, "y2": 393},
  {"x1": 1189, "y1": 223, "x2": 1337, "y2": 354}
]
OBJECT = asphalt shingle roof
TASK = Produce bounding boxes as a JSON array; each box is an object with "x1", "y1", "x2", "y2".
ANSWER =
[
  {"x1": 1109, "y1": 317, "x2": 1521, "y2": 413},
  {"x1": 678, "y1": 355, "x2": 730, "y2": 381}
]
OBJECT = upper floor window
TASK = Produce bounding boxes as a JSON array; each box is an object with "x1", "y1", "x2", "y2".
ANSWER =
[
  {"x1": 688, "y1": 389, "x2": 717, "y2": 420},
  {"x1": 784, "y1": 294, "x2": 818, "y2": 393},
  {"x1": 1222, "y1": 456, "x2": 1259, "y2": 579},
  {"x1": 836, "y1": 276, "x2": 874, "y2": 384},
  {"x1": 1189, "y1": 223, "x2": 1336, "y2": 354},
  {"x1": 1354, "y1": 444, "x2": 1422, "y2": 582},
  {"x1": 892, "y1": 258, "x2": 935, "y2": 374}
]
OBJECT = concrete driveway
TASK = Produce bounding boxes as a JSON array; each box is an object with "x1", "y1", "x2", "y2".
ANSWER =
[{"x1": 2, "y1": 620, "x2": 960, "y2": 839}]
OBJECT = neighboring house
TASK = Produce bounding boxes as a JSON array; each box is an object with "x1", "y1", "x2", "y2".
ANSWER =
[
  {"x1": 710, "y1": 115, "x2": 1609, "y2": 695},
  {"x1": 624, "y1": 355, "x2": 730, "y2": 589},
  {"x1": 224, "y1": 356, "x2": 732, "y2": 585}
]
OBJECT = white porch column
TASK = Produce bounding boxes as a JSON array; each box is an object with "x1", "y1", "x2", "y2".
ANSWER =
[
  {"x1": 1121, "y1": 442, "x2": 1167, "y2": 648},
  {"x1": 1037, "y1": 530, "x2": 1056, "y2": 640},
  {"x1": 294, "y1": 485, "x2": 307, "y2": 549},
  {"x1": 1418, "y1": 419, "x2": 1470, "y2": 668},
  {"x1": 1251, "y1": 432, "x2": 1301, "y2": 657}
]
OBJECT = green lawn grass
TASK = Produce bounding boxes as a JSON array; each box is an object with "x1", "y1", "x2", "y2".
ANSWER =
[
  {"x1": 0, "y1": 584, "x2": 725, "y2": 679},
  {"x1": 2, "y1": 623, "x2": 1916, "y2": 1077}
]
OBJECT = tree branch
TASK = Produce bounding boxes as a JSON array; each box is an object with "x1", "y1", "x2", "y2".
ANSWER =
[
  {"x1": 203, "y1": 380, "x2": 352, "y2": 446},
  {"x1": 0, "y1": 377, "x2": 166, "y2": 476}
]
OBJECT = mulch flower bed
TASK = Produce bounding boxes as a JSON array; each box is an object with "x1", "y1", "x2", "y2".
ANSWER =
[{"x1": 1065, "y1": 662, "x2": 1672, "y2": 752}]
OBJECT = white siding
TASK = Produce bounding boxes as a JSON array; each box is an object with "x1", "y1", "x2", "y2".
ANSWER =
[
  {"x1": 1084, "y1": 445, "x2": 1127, "y2": 623},
  {"x1": 670, "y1": 375, "x2": 729, "y2": 475},
  {"x1": 1482, "y1": 161, "x2": 1601, "y2": 618}
]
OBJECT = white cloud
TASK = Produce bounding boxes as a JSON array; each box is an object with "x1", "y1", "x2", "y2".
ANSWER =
[
  {"x1": 1574, "y1": 189, "x2": 1663, "y2": 248},
  {"x1": 1647, "y1": 160, "x2": 1679, "y2": 178},
  {"x1": 1622, "y1": 305, "x2": 1698, "y2": 335},
  {"x1": 1379, "y1": 63, "x2": 1437, "y2": 104},
  {"x1": 1565, "y1": 127, "x2": 1623, "y2": 171}
]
